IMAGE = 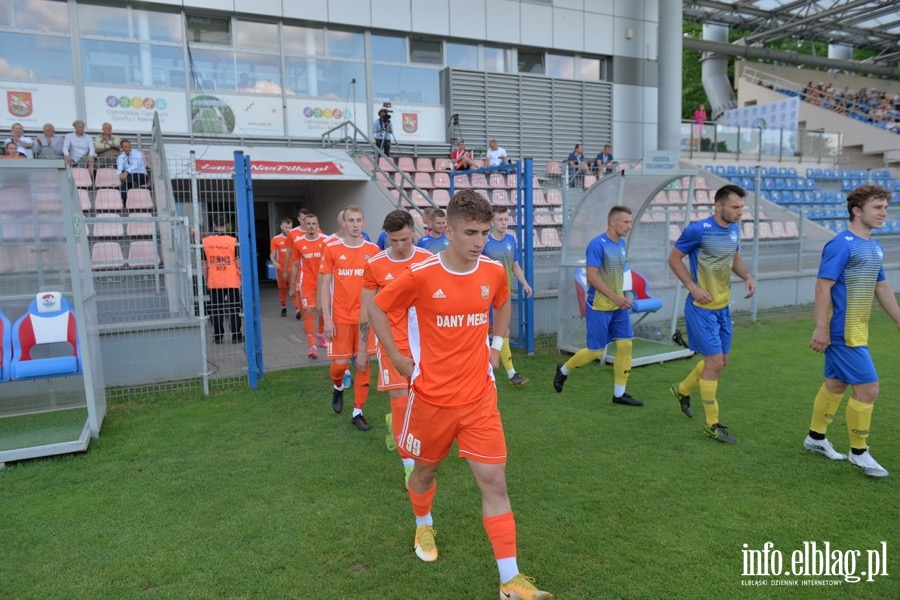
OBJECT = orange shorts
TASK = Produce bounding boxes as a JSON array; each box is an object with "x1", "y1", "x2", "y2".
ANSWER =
[
  {"x1": 391, "y1": 394, "x2": 412, "y2": 459},
  {"x1": 376, "y1": 346, "x2": 411, "y2": 392},
  {"x1": 275, "y1": 270, "x2": 289, "y2": 290},
  {"x1": 327, "y1": 322, "x2": 375, "y2": 359},
  {"x1": 397, "y1": 389, "x2": 506, "y2": 465},
  {"x1": 300, "y1": 284, "x2": 317, "y2": 310}
]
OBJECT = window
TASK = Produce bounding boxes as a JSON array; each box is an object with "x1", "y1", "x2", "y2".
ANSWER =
[
  {"x1": 77, "y1": 3, "x2": 129, "y2": 38},
  {"x1": 285, "y1": 57, "x2": 365, "y2": 99},
  {"x1": 82, "y1": 40, "x2": 184, "y2": 88},
  {"x1": 326, "y1": 29, "x2": 363, "y2": 59},
  {"x1": 187, "y1": 15, "x2": 230, "y2": 45},
  {"x1": 234, "y1": 52, "x2": 282, "y2": 93},
  {"x1": 371, "y1": 33, "x2": 405, "y2": 63},
  {"x1": 0, "y1": 0, "x2": 8, "y2": 27},
  {"x1": 235, "y1": 20, "x2": 278, "y2": 53},
  {"x1": 13, "y1": 0, "x2": 68, "y2": 34},
  {"x1": 410, "y1": 38, "x2": 441, "y2": 65},
  {"x1": 137, "y1": 10, "x2": 183, "y2": 43},
  {"x1": 446, "y1": 43, "x2": 477, "y2": 69},
  {"x1": 518, "y1": 50, "x2": 544, "y2": 74},
  {"x1": 546, "y1": 54, "x2": 574, "y2": 78},
  {"x1": 372, "y1": 65, "x2": 440, "y2": 104},
  {"x1": 283, "y1": 25, "x2": 324, "y2": 56},
  {"x1": 579, "y1": 57, "x2": 601, "y2": 80},
  {"x1": 0, "y1": 32, "x2": 72, "y2": 81},
  {"x1": 483, "y1": 46, "x2": 506, "y2": 73}
]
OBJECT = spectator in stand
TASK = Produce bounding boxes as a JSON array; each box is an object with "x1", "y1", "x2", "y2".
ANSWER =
[
  {"x1": 486, "y1": 139, "x2": 508, "y2": 167},
  {"x1": 2, "y1": 141, "x2": 23, "y2": 159},
  {"x1": 4, "y1": 122, "x2": 33, "y2": 158},
  {"x1": 94, "y1": 122, "x2": 122, "y2": 166},
  {"x1": 692, "y1": 104, "x2": 707, "y2": 150},
  {"x1": 34, "y1": 123, "x2": 64, "y2": 159},
  {"x1": 594, "y1": 144, "x2": 615, "y2": 176},
  {"x1": 63, "y1": 120, "x2": 95, "y2": 169},
  {"x1": 567, "y1": 143, "x2": 589, "y2": 187},
  {"x1": 116, "y1": 140, "x2": 148, "y2": 202},
  {"x1": 450, "y1": 140, "x2": 479, "y2": 171}
]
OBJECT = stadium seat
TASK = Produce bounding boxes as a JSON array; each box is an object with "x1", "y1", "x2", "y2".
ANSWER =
[
  {"x1": 0, "y1": 307, "x2": 10, "y2": 382},
  {"x1": 474, "y1": 189, "x2": 490, "y2": 201},
  {"x1": 726, "y1": 165, "x2": 737, "y2": 176},
  {"x1": 470, "y1": 173, "x2": 489, "y2": 188},
  {"x1": 91, "y1": 215, "x2": 124, "y2": 238},
  {"x1": 582, "y1": 175, "x2": 597, "y2": 189},
  {"x1": 546, "y1": 189, "x2": 562, "y2": 205},
  {"x1": 71, "y1": 167, "x2": 92, "y2": 189},
  {"x1": 532, "y1": 229, "x2": 544, "y2": 250},
  {"x1": 489, "y1": 173, "x2": 506, "y2": 188},
  {"x1": 126, "y1": 188, "x2": 154, "y2": 210},
  {"x1": 415, "y1": 157, "x2": 434, "y2": 172},
  {"x1": 506, "y1": 173, "x2": 518, "y2": 189},
  {"x1": 770, "y1": 221, "x2": 788, "y2": 238},
  {"x1": 759, "y1": 221, "x2": 775, "y2": 239},
  {"x1": 491, "y1": 189, "x2": 510, "y2": 206},
  {"x1": 414, "y1": 172, "x2": 434, "y2": 189},
  {"x1": 94, "y1": 168, "x2": 119, "y2": 188},
  {"x1": 358, "y1": 156, "x2": 376, "y2": 171},
  {"x1": 668, "y1": 224, "x2": 681, "y2": 242},
  {"x1": 431, "y1": 189, "x2": 450, "y2": 206},
  {"x1": 785, "y1": 221, "x2": 799, "y2": 237},
  {"x1": 714, "y1": 166, "x2": 726, "y2": 176},
  {"x1": 91, "y1": 241, "x2": 126, "y2": 269},
  {"x1": 540, "y1": 228, "x2": 561, "y2": 248},
  {"x1": 376, "y1": 171, "x2": 394, "y2": 189},
  {"x1": 742, "y1": 222, "x2": 754, "y2": 240},
  {"x1": 432, "y1": 172, "x2": 450, "y2": 188},
  {"x1": 533, "y1": 189, "x2": 547, "y2": 206},
  {"x1": 737, "y1": 166, "x2": 748, "y2": 176},
  {"x1": 453, "y1": 174, "x2": 471, "y2": 189},
  {"x1": 126, "y1": 215, "x2": 155, "y2": 238},
  {"x1": 127, "y1": 241, "x2": 160, "y2": 268},
  {"x1": 378, "y1": 157, "x2": 396, "y2": 172},
  {"x1": 434, "y1": 158, "x2": 451, "y2": 171},
  {"x1": 94, "y1": 189, "x2": 124, "y2": 212},
  {"x1": 9, "y1": 291, "x2": 81, "y2": 380},
  {"x1": 546, "y1": 161, "x2": 563, "y2": 176},
  {"x1": 397, "y1": 157, "x2": 415, "y2": 172},
  {"x1": 77, "y1": 189, "x2": 92, "y2": 212}
]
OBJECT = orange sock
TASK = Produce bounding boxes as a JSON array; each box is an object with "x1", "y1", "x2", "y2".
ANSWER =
[
  {"x1": 318, "y1": 313, "x2": 325, "y2": 335},
  {"x1": 353, "y1": 369, "x2": 370, "y2": 409},
  {"x1": 409, "y1": 480, "x2": 436, "y2": 518},
  {"x1": 303, "y1": 312, "x2": 315, "y2": 345},
  {"x1": 330, "y1": 362, "x2": 345, "y2": 387},
  {"x1": 483, "y1": 512, "x2": 517, "y2": 560}
]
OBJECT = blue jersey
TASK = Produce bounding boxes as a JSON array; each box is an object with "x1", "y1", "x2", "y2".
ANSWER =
[
  {"x1": 674, "y1": 216, "x2": 740, "y2": 310},
  {"x1": 482, "y1": 232, "x2": 519, "y2": 282},
  {"x1": 417, "y1": 232, "x2": 449, "y2": 254},
  {"x1": 376, "y1": 230, "x2": 388, "y2": 251},
  {"x1": 585, "y1": 233, "x2": 627, "y2": 312},
  {"x1": 818, "y1": 231, "x2": 885, "y2": 347}
]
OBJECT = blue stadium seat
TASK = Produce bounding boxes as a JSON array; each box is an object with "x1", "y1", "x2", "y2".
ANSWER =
[
  {"x1": 741, "y1": 177, "x2": 753, "y2": 189},
  {"x1": 763, "y1": 178, "x2": 775, "y2": 190},
  {"x1": 806, "y1": 168, "x2": 815, "y2": 178},
  {"x1": 803, "y1": 191, "x2": 814, "y2": 203},
  {"x1": 715, "y1": 165, "x2": 726, "y2": 176},
  {"x1": 792, "y1": 191, "x2": 804, "y2": 202},
  {"x1": 824, "y1": 191, "x2": 835, "y2": 202},
  {"x1": 704, "y1": 165, "x2": 715, "y2": 173},
  {"x1": 787, "y1": 167, "x2": 797, "y2": 178},
  {"x1": 770, "y1": 190, "x2": 782, "y2": 202},
  {"x1": 814, "y1": 191, "x2": 824, "y2": 202},
  {"x1": 727, "y1": 165, "x2": 737, "y2": 176},
  {"x1": 783, "y1": 179, "x2": 796, "y2": 190}
]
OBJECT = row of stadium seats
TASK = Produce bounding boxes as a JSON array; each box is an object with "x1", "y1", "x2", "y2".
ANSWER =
[
  {"x1": 705, "y1": 164, "x2": 896, "y2": 181},
  {"x1": 87, "y1": 214, "x2": 157, "y2": 239},
  {"x1": 71, "y1": 167, "x2": 130, "y2": 190},
  {"x1": 78, "y1": 188, "x2": 154, "y2": 213},
  {"x1": 805, "y1": 168, "x2": 892, "y2": 180},
  {"x1": 396, "y1": 187, "x2": 563, "y2": 208},
  {"x1": 90, "y1": 240, "x2": 160, "y2": 270}
]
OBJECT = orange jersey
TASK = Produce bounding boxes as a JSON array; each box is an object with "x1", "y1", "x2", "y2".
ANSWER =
[
  {"x1": 363, "y1": 247, "x2": 432, "y2": 351},
  {"x1": 373, "y1": 254, "x2": 510, "y2": 407},
  {"x1": 270, "y1": 233, "x2": 291, "y2": 270},
  {"x1": 291, "y1": 233, "x2": 327, "y2": 288},
  {"x1": 287, "y1": 226, "x2": 304, "y2": 246},
  {"x1": 320, "y1": 238, "x2": 380, "y2": 324},
  {"x1": 202, "y1": 234, "x2": 240, "y2": 289}
]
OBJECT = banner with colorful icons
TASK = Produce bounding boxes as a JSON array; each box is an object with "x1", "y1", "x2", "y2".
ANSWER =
[
  {"x1": 0, "y1": 82, "x2": 77, "y2": 130},
  {"x1": 286, "y1": 99, "x2": 368, "y2": 138},
  {"x1": 84, "y1": 86, "x2": 188, "y2": 133}
]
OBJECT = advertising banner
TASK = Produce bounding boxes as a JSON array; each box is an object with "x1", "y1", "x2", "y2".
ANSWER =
[
  {"x1": 0, "y1": 82, "x2": 77, "y2": 130},
  {"x1": 286, "y1": 99, "x2": 368, "y2": 139},
  {"x1": 196, "y1": 159, "x2": 344, "y2": 177},
  {"x1": 374, "y1": 104, "x2": 446, "y2": 143},
  {"x1": 723, "y1": 97, "x2": 800, "y2": 130},
  {"x1": 191, "y1": 94, "x2": 285, "y2": 137},
  {"x1": 84, "y1": 86, "x2": 188, "y2": 133}
]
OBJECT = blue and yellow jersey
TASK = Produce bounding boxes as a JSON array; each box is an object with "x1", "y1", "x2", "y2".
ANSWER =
[
  {"x1": 818, "y1": 232, "x2": 885, "y2": 347},
  {"x1": 482, "y1": 232, "x2": 519, "y2": 284},
  {"x1": 675, "y1": 216, "x2": 740, "y2": 310},
  {"x1": 585, "y1": 233, "x2": 626, "y2": 312}
]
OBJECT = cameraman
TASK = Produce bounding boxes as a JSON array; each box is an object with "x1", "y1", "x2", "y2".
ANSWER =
[{"x1": 373, "y1": 108, "x2": 393, "y2": 157}]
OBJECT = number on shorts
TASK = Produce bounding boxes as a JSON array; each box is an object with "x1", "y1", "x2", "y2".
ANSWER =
[
  {"x1": 404, "y1": 434, "x2": 421, "y2": 456},
  {"x1": 382, "y1": 369, "x2": 390, "y2": 385}
]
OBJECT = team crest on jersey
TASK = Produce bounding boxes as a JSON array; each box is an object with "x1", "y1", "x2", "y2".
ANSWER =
[
  {"x1": 877, "y1": 247, "x2": 884, "y2": 259},
  {"x1": 730, "y1": 231, "x2": 738, "y2": 242},
  {"x1": 481, "y1": 285, "x2": 490, "y2": 299}
]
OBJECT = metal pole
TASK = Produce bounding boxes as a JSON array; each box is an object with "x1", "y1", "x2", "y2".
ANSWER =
[
  {"x1": 658, "y1": 0, "x2": 683, "y2": 151},
  {"x1": 750, "y1": 167, "x2": 761, "y2": 322},
  {"x1": 233, "y1": 151, "x2": 263, "y2": 388},
  {"x1": 190, "y1": 150, "x2": 210, "y2": 396},
  {"x1": 523, "y1": 158, "x2": 535, "y2": 355}
]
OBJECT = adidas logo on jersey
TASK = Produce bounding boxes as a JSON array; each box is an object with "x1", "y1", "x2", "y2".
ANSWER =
[
  {"x1": 339, "y1": 254, "x2": 347, "y2": 260},
  {"x1": 432, "y1": 288, "x2": 447, "y2": 299},
  {"x1": 385, "y1": 273, "x2": 394, "y2": 280}
]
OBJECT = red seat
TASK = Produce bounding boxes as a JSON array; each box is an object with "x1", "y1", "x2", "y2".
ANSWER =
[
  {"x1": 398, "y1": 157, "x2": 416, "y2": 172},
  {"x1": 533, "y1": 189, "x2": 547, "y2": 205},
  {"x1": 474, "y1": 189, "x2": 490, "y2": 201},
  {"x1": 416, "y1": 158, "x2": 434, "y2": 172},
  {"x1": 94, "y1": 168, "x2": 119, "y2": 188},
  {"x1": 434, "y1": 158, "x2": 451, "y2": 171},
  {"x1": 489, "y1": 173, "x2": 506, "y2": 188},
  {"x1": 127, "y1": 240, "x2": 160, "y2": 268},
  {"x1": 376, "y1": 171, "x2": 394, "y2": 188},
  {"x1": 432, "y1": 172, "x2": 450, "y2": 188},
  {"x1": 432, "y1": 189, "x2": 450, "y2": 206},
  {"x1": 491, "y1": 189, "x2": 510, "y2": 206},
  {"x1": 126, "y1": 188, "x2": 154, "y2": 210},
  {"x1": 546, "y1": 189, "x2": 562, "y2": 205},
  {"x1": 453, "y1": 174, "x2": 471, "y2": 189},
  {"x1": 91, "y1": 241, "x2": 126, "y2": 269},
  {"x1": 470, "y1": 173, "x2": 488, "y2": 188},
  {"x1": 126, "y1": 214, "x2": 155, "y2": 237},
  {"x1": 94, "y1": 189, "x2": 123, "y2": 212},
  {"x1": 378, "y1": 157, "x2": 396, "y2": 172},
  {"x1": 414, "y1": 172, "x2": 434, "y2": 189},
  {"x1": 71, "y1": 167, "x2": 92, "y2": 188},
  {"x1": 9, "y1": 292, "x2": 81, "y2": 380},
  {"x1": 546, "y1": 161, "x2": 562, "y2": 176},
  {"x1": 77, "y1": 189, "x2": 92, "y2": 212},
  {"x1": 91, "y1": 215, "x2": 124, "y2": 238},
  {"x1": 582, "y1": 175, "x2": 597, "y2": 189}
]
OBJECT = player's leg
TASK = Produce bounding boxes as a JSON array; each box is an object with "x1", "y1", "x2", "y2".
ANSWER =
[
  {"x1": 378, "y1": 347, "x2": 416, "y2": 482},
  {"x1": 301, "y1": 287, "x2": 318, "y2": 358},
  {"x1": 684, "y1": 303, "x2": 734, "y2": 443},
  {"x1": 834, "y1": 347, "x2": 887, "y2": 477},
  {"x1": 350, "y1": 330, "x2": 373, "y2": 429},
  {"x1": 327, "y1": 323, "x2": 356, "y2": 415},
  {"x1": 275, "y1": 271, "x2": 288, "y2": 316},
  {"x1": 805, "y1": 373, "x2": 848, "y2": 461},
  {"x1": 501, "y1": 337, "x2": 529, "y2": 387},
  {"x1": 610, "y1": 310, "x2": 641, "y2": 406},
  {"x1": 461, "y1": 398, "x2": 552, "y2": 599},
  {"x1": 402, "y1": 397, "x2": 455, "y2": 563},
  {"x1": 554, "y1": 308, "x2": 609, "y2": 392}
]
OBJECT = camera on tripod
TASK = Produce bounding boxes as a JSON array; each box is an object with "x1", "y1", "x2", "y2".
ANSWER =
[{"x1": 379, "y1": 102, "x2": 393, "y2": 122}]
